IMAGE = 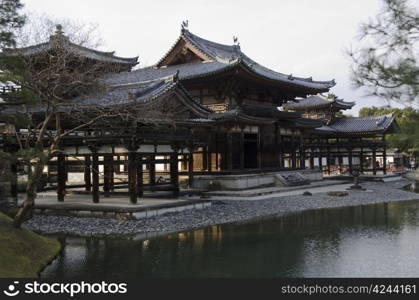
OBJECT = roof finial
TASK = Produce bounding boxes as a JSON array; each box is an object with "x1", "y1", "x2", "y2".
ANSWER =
[
  {"x1": 174, "y1": 70, "x2": 180, "y2": 82},
  {"x1": 181, "y1": 20, "x2": 189, "y2": 32},
  {"x1": 233, "y1": 36, "x2": 239, "y2": 46},
  {"x1": 55, "y1": 24, "x2": 63, "y2": 35}
]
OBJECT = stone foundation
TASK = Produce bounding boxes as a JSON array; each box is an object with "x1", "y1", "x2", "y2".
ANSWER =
[{"x1": 193, "y1": 169, "x2": 323, "y2": 190}]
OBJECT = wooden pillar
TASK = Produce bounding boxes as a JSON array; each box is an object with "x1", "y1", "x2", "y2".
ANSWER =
[
  {"x1": 360, "y1": 146, "x2": 364, "y2": 172},
  {"x1": 309, "y1": 148, "x2": 314, "y2": 169},
  {"x1": 338, "y1": 155, "x2": 343, "y2": 173},
  {"x1": 291, "y1": 136, "x2": 296, "y2": 169},
  {"x1": 383, "y1": 135, "x2": 387, "y2": 175},
  {"x1": 57, "y1": 152, "x2": 66, "y2": 202},
  {"x1": 279, "y1": 135, "x2": 285, "y2": 168},
  {"x1": 137, "y1": 153, "x2": 143, "y2": 197},
  {"x1": 319, "y1": 147, "x2": 323, "y2": 172},
  {"x1": 215, "y1": 129, "x2": 219, "y2": 171},
  {"x1": 188, "y1": 146, "x2": 194, "y2": 188},
  {"x1": 326, "y1": 147, "x2": 331, "y2": 175},
  {"x1": 239, "y1": 127, "x2": 245, "y2": 170},
  {"x1": 128, "y1": 150, "x2": 137, "y2": 204},
  {"x1": 300, "y1": 149, "x2": 305, "y2": 169},
  {"x1": 84, "y1": 155, "x2": 92, "y2": 192},
  {"x1": 149, "y1": 155, "x2": 156, "y2": 189},
  {"x1": 372, "y1": 147, "x2": 377, "y2": 175},
  {"x1": 257, "y1": 126, "x2": 262, "y2": 169},
  {"x1": 275, "y1": 123, "x2": 280, "y2": 168},
  {"x1": 103, "y1": 154, "x2": 113, "y2": 197},
  {"x1": 227, "y1": 131, "x2": 233, "y2": 170},
  {"x1": 207, "y1": 133, "x2": 212, "y2": 172},
  {"x1": 348, "y1": 148, "x2": 353, "y2": 173},
  {"x1": 170, "y1": 145, "x2": 179, "y2": 197},
  {"x1": 300, "y1": 137, "x2": 305, "y2": 169},
  {"x1": 90, "y1": 148, "x2": 100, "y2": 203},
  {"x1": 202, "y1": 147, "x2": 207, "y2": 171}
]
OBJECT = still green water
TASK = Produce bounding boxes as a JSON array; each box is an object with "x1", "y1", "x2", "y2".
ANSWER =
[{"x1": 42, "y1": 199, "x2": 419, "y2": 278}]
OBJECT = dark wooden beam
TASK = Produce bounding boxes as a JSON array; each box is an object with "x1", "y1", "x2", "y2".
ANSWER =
[
  {"x1": 188, "y1": 148, "x2": 194, "y2": 188},
  {"x1": 372, "y1": 147, "x2": 377, "y2": 175},
  {"x1": 137, "y1": 154, "x2": 143, "y2": 197},
  {"x1": 57, "y1": 152, "x2": 66, "y2": 202},
  {"x1": 128, "y1": 150, "x2": 137, "y2": 204},
  {"x1": 360, "y1": 146, "x2": 364, "y2": 173},
  {"x1": 257, "y1": 127, "x2": 262, "y2": 169},
  {"x1": 89, "y1": 146, "x2": 100, "y2": 203},
  {"x1": 170, "y1": 145, "x2": 180, "y2": 197},
  {"x1": 275, "y1": 123, "x2": 280, "y2": 168},
  {"x1": 149, "y1": 155, "x2": 156, "y2": 190},
  {"x1": 326, "y1": 146, "x2": 331, "y2": 175},
  {"x1": 103, "y1": 154, "x2": 113, "y2": 197},
  {"x1": 239, "y1": 127, "x2": 245, "y2": 170},
  {"x1": 383, "y1": 135, "x2": 387, "y2": 175},
  {"x1": 84, "y1": 155, "x2": 91, "y2": 192},
  {"x1": 227, "y1": 131, "x2": 233, "y2": 170}
]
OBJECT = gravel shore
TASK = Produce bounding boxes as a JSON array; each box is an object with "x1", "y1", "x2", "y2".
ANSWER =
[{"x1": 24, "y1": 179, "x2": 419, "y2": 236}]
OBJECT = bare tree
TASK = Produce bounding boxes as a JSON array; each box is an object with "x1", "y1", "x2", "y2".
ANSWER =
[
  {"x1": 0, "y1": 16, "x2": 134, "y2": 227},
  {"x1": 0, "y1": 15, "x2": 189, "y2": 227}
]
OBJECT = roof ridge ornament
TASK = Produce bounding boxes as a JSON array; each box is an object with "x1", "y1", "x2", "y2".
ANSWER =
[
  {"x1": 288, "y1": 74, "x2": 294, "y2": 80},
  {"x1": 55, "y1": 24, "x2": 63, "y2": 35},
  {"x1": 173, "y1": 70, "x2": 180, "y2": 82},
  {"x1": 181, "y1": 20, "x2": 189, "y2": 32},
  {"x1": 233, "y1": 36, "x2": 240, "y2": 46},
  {"x1": 50, "y1": 24, "x2": 69, "y2": 47}
]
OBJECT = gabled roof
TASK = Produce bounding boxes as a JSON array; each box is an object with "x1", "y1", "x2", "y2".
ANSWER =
[
  {"x1": 315, "y1": 114, "x2": 397, "y2": 135},
  {"x1": 152, "y1": 28, "x2": 335, "y2": 92},
  {"x1": 77, "y1": 76, "x2": 211, "y2": 117},
  {"x1": 2, "y1": 25, "x2": 139, "y2": 68},
  {"x1": 283, "y1": 94, "x2": 355, "y2": 111}
]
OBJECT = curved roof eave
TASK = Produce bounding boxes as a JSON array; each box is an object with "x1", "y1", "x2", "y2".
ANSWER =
[{"x1": 155, "y1": 29, "x2": 335, "y2": 92}]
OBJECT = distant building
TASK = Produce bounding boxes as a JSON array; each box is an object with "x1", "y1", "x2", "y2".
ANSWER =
[{"x1": 284, "y1": 94, "x2": 398, "y2": 175}]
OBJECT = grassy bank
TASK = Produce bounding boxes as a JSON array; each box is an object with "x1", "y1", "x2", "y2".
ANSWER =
[{"x1": 0, "y1": 212, "x2": 61, "y2": 278}]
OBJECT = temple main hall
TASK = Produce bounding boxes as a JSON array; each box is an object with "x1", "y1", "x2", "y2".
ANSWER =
[{"x1": 0, "y1": 24, "x2": 397, "y2": 204}]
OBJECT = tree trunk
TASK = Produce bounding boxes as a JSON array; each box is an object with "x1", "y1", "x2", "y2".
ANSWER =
[{"x1": 13, "y1": 159, "x2": 45, "y2": 228}]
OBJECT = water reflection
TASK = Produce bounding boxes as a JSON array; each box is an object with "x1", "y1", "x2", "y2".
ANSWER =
[
  {"x1": 42, "y1": 200, "x2": 419, "y2": 278},
  {"x1": 404, "y1": 182, "x2": 419, "y2": 193}
]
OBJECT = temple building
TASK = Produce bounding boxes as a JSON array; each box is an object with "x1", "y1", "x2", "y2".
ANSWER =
[
  {"x1": 284, "y1": 94, "x2": 398, "y2": 175},
  {"x1": 0, "y1": 24, "x2": 397, "y2": 204}
]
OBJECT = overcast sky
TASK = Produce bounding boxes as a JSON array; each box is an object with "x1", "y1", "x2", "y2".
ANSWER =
[{"x1": 23, "y1": 0, "x2": 408, "y2": 115}]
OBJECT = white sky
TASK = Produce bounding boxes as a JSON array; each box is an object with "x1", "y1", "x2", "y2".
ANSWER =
[{"x1": 23, "y1": 0, "x2": 407, "y2": 115}]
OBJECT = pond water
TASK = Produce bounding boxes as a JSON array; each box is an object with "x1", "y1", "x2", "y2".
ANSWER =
[
  {"x1": 42, "y1": 199, "x2": 419, "y2": 278},
  {"x1": 403, "y1": 182, "x2": 419, "y2": 193}
]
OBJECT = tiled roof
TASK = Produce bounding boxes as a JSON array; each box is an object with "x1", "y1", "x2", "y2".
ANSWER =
[
  {"x1": 154, "y1": 29, "x2": 335, "y2": 91},
  {"x1": 104, "y1": 61, "x2": 232, "y2": 85},
  {"x1": 316, "y1": 114, "x2": 396, "y2": 134},
  {"x1": 283, "y1": 94, "x2": 355, "y2": 110},
  {"x1": 3, "y1": 27, "x2": 138, "y2": 67},
  {"x1": 77, "y1": 79, "x2": 178, "y2": 107},
  {"x1": 77, "y1": 78, "x2": 212, "y2": 117}
]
